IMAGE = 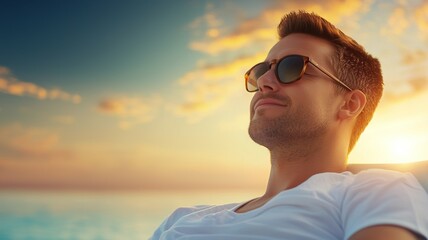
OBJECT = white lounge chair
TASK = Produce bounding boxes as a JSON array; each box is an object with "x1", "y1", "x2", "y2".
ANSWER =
[{"x1": 347, "y1": 160, "x2": 428, "y2": 193}]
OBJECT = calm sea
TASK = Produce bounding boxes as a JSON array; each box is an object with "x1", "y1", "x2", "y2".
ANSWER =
[{"x1": 0, "y1": 189, "x2": 259, "y2": 240}]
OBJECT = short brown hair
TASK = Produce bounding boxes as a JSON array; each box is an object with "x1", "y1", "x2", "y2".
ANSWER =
[{"x1": 277, "y1": 11, "x2": 383, "y2": 152}]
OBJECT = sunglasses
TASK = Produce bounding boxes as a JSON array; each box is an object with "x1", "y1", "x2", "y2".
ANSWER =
[{"x1": 245, "y1": 54, "x2": 353, "y2": 92}]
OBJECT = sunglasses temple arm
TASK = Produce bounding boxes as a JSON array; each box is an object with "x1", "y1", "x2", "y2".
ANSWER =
[{"x1": 309, "y1": 60, "x2": 353, "y2": 91}]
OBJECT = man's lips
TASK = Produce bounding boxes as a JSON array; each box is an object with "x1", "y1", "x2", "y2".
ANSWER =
[{"x1": 254, "y1": 98, "x2": 287, "y2": 110}]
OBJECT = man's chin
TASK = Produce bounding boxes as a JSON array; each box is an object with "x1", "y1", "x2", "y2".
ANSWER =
[{"x1": 248, "y1": 118, "x2": 283, "y2": 146}]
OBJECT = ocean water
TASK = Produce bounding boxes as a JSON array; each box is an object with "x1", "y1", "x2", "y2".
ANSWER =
[{"x1": 0, "y1": 190, "x2": 259, "y2": 240}]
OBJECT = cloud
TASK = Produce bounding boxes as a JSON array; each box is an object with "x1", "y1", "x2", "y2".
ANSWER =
[
  {"x1": 374, "y1": 4, "x2": 428, "y2": 104},
  {"x1": 383, "y1": 76, "x2": 428, "y2": 103},
  {"x1": 0, "y1": 66, "x2": 81, "y2": 104},
  {"x1": 98, "y1": 96, "x2": 161, "y2": 129},
  {"x1": 171, "y1": 52, "x2": 266, "y2": 121},
  {"x1": 401, "y1": 49, "x2": 427, "y2": 65},
  {"x1": 171, "y1": 88, "x2": 229, "y2": 123},
  {"x1": 188, "y1": 0, "x2": 373, "y2": 55},
  {"x1": 52, "y1": 115, "x2": 75, "y2": 125},
  {"x1": 380, "y1": 2, "x2": 428, "y2": 41},
  {"x1": 414, "y1": 1, "x2": 428, "y2": 38},
  {"x1": 189, "y1": 28, "x2": 276, "y2": 55},
  {"x1": 188, "y1": 4, "x2": 223, "y2": 38},
  {"x1": 178, "y1": 53, "x2": 266, "y2": 85},
  {"x1": 0, "y1": 66, "x2": 10, "y2": 75},
  {"x1": 0, "y1": 123, "x2": 72, "y2": 161},
  {"x1": 381, "y1": 7, "x2": 409, "y2": 36}
]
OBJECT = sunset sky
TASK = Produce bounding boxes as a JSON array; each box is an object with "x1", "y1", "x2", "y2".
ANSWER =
[{"x1": 1, "y1": 0, "x2": 428, "y2": 190}]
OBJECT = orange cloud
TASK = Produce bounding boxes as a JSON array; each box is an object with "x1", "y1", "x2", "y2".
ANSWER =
[
  {"x1": 172, "y1": 53, "x2": 266, "y2": 121},
  {"x1": 401, "y1": 50, "x2": 427, "y2": 65},
  {"x1": 381, "y1": 7, "x2": 409, "y2": 36},
  {"x1": 178, "y1": 53, "x2": 266, "y2": 85},
  {"x1": 414, "y1": 1, "x2": 428, "y2": 38},
  {"x1": 188, "y1": 0, "x2": 372, "y2": 55},
  {"x1": 383, "y1": 76, "x2": 428, "y2": 103},
  {"x1": 0, "y1": 66, "x2": 81, "y2": 104},
  {"x1": 189, "y1": 28, "x2": 275, "y2": 55},
  {"x1": 0, "y1": 66, "x2": 10, "y2": 75},
  {"x1": 379, "y1": 2, "x2": 428, "y2": 41},
  {"x1": 52, "y1": 115, "x2": 75, "y2": 125},
  {"x1": 98, "y1": 96, "x2": 161, "y2": 129},
  {"x1": 0, "y1": 123, "x2": 72, "y2": 161},
  {"x1": 172, "y1": 89, "x2": 229, "y2": 123}
]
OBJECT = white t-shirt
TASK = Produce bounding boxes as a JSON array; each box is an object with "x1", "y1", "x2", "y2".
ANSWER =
[{"x1": 150, "y1": 170, "x2": 428, "y2": 240}]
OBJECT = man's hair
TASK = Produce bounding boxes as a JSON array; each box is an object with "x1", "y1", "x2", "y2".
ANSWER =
[{"x1": 277, "y1": 11, "x2": 383, "y2": 152}]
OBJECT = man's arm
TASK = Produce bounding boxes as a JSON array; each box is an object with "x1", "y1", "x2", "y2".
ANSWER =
[{"x1": 349, "y1": 225, "x2": 423, "y2": 240}]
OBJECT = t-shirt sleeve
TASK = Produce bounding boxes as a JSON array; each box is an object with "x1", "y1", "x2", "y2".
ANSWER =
[
  {"x1": 149, "y1": 205, "x2": 212, "y2": 240},
  {"x1": 341, "y1": 169, "x2": 428, "y2": 240}
]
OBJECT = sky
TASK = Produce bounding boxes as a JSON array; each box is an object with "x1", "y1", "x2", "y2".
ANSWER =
[{"x1": 1, "y1": 0, "x2": 428, "y2": 190}]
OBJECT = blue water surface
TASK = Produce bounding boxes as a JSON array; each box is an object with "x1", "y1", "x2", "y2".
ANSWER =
[
  {"x1": 0, "y1": 190, "x2": 173, "y2": 240},
  {"x1": 0, "y1": 190, "x2": 256, "y2": 240}
]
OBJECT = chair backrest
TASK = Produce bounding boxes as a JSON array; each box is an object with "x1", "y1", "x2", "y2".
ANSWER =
[{"x1": 347, "y1": 160, "x2": 428, "y2": 193}]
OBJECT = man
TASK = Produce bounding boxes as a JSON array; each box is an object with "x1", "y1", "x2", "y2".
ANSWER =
[{"x1": 150, "y1": 11, "x2": 428, "y2": 240}]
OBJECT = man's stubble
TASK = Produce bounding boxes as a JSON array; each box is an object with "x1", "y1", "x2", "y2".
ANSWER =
[{"x1": 248, "y1": 105, "x2": 330, "y2": 155}]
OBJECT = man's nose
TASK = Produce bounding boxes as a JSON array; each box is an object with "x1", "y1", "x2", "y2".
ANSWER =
[{"x1": 257, "y1": 68, "x2": 280, "y2": 92}]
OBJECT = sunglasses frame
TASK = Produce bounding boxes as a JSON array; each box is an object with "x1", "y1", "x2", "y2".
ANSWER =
[{"x1": 245, "y1": 54, "x2": 353, "y2": 92}]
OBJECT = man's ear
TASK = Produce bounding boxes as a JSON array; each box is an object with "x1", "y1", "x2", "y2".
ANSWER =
[{"x1": 338, "y1": 90, "x2": 366, "y2": 120}]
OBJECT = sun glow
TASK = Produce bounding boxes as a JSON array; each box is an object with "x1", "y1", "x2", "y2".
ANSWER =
[
  {"x1": 388, "y1": 137, "x2": 417, "y2": 162},
  {"x1": 350, "y1": 120, "x2": 428, "y2": 165}
]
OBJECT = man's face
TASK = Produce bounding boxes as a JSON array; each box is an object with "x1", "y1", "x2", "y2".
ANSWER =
[{"x1": 248, "y1": 33, "x2": 343, "y2": 148}]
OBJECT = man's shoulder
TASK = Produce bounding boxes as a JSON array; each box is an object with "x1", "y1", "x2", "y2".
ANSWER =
[
  {"x1": 341, "y1": 168, "x2": 428, "y2": 212},
  {"x1": 341, "y1": 169, "x2": 428, "y2": 239}
]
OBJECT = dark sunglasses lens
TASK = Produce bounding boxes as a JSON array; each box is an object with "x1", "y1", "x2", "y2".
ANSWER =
[
  {"x1": 246, "y1": 63, "x2": 269, "y2": 91},
  {"x1": 277, "y1": 56, "x2": 304, "y2": 84}
]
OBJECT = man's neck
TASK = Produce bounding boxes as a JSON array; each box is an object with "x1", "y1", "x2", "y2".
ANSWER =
[
  {"x1": 235, "y1": 130, "x2": 350, "y2": 213},
  {"x1": 263, "y1": 143, "x2": 347, "y2": 198},
  {"x1": 234, "y1": 152, "x2": 347, "y2": 214}
]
